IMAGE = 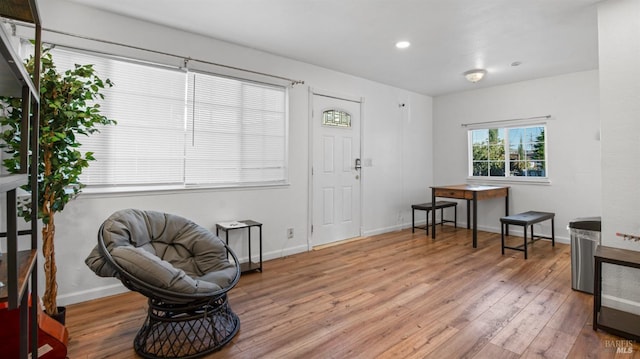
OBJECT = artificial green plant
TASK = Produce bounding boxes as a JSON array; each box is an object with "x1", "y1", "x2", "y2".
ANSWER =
[{"x1": 0, "y1": 49, "x2": 116, "y2": 315}]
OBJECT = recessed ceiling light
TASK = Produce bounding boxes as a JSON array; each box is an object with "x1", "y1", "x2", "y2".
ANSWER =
[{"x1": 395, "y1": 41, "x2": 411, "y2": 49}]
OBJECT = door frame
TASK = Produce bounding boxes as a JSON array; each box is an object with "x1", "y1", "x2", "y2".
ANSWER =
[{"x1": 307, "y1": 87, "x2": 365, "y2": 250}]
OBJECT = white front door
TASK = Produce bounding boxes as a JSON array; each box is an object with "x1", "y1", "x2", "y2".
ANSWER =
[{"x1": 312, "y1": 94, "x2": 361, "y2": 247}]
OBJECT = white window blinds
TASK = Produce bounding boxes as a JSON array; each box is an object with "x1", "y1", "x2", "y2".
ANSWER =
[
  {"x1": 185, "y1": 72, "x2": 287, "y2": 186},
  {"x1": 48, "y1": 47, "x2": 288, "y2": 190}
]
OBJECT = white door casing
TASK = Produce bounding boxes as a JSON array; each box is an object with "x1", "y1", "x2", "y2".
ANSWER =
[{"x1": 311, "y1": 93, "x2": 361, "y2": 247}]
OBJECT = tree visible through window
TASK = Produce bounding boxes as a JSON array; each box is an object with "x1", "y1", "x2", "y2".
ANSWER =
[
  {"x1": 469, "y1": 125, "x2": 546, "y2": 178},
  {"x1": 472, "y1": 128, "x2": 505, "y2": 176}
]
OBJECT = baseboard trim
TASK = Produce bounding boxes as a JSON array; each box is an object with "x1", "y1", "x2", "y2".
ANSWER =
[
  {"x1": 263, "y1": 244, "x2": 308, "y2": 260},
  {"x1": 57, "y1": 282, "x2": 128, "y2": 306},
  {"x1": 362, "y1": 224, "x2": 404, "y2": 237},
  {"x1": 313, "y1": 236, "x2": 367, "y2": 250}
]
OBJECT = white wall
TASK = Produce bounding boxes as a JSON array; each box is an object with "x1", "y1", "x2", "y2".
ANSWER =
[
  {"x1": 598, "y1": 0, "x2": 640, "y2": 316},
  {"x1": 433, "y1": 70, "x2": 601, "y2": 242},
  {"x1": 31, "y1": 0, "x2": 433, "y2": 305},
  {"x1": 599, "y1": 0, "x2": 640, "y2": 250}
]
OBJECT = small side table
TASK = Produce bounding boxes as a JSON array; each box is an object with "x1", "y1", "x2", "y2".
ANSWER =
[
  {"x1": 593, "y1": 245, "x2": 640, "y2": 341},
  {"x1": 216, "y1": 220, "x2": 262, "y2": 274}
]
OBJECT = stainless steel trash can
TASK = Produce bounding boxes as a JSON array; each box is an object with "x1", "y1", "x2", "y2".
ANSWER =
[{"x1": 569, "y1": 217, "x2": 601, "y2": 293}]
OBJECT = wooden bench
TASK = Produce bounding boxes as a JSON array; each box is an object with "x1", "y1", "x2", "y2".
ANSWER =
[
  {"x1": 500, "y1": 211, "x2": 555, "y2": 259},
  {"x1": 412, "y1": 201, "x2": 457, "y2": 234}
]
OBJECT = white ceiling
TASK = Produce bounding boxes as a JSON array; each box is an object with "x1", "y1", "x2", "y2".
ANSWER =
[{"x1": 67, "y1": 0, "x2": 600, "y2": 96}]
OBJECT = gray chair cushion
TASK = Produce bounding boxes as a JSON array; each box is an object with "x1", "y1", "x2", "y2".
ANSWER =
[{"x1": 86, "y1": 209, "x2": 237, "y2": 294}]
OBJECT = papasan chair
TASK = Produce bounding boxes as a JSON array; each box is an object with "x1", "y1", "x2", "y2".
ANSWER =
[{"x1": 85, "y1": 209, "x2": 241, "y2": 359}]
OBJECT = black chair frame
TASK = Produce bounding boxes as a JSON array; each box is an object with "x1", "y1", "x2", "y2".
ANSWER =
[
  {"x1": 97, "y1": 223, "x2": 241, "y2": 359},
  {"x1": 411, "y1": 201, "x2": 458, "y2": 234}
]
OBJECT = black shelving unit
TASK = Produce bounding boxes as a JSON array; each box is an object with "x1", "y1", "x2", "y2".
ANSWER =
[
  {"x1": 0, "y1": 1, "x2": 41, "y2": 358},
  {"x1": 593, "y1": 245, "x2": 640, "y2": 341},
  {"x1": 216, "y1": 220, "x2": 263, "y2": 274}
]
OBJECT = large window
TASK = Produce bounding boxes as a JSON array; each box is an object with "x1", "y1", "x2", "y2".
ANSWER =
[
  {"x1": 185, "y1": 72, "x2": 287, "y2": 185},
  {"x1": 469, "y1": 125, "x2": 546, "y2": 179},
  {"x1": 50, "y1": 48, "x2": 288, "y2": 190}
]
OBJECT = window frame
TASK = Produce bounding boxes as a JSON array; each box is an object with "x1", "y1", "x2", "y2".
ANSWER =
[
  {"x1": 467, "y1": 123, "x2": 549, "y2": 184},
  {"x1": 42, "y1": 46, "x2": 290, "y2": 194}
]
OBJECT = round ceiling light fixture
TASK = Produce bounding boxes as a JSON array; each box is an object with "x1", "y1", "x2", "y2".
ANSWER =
[
  {"x1": 463, "y1": 69, "x2": 487, "y2": 83},
  {"x1": 395, "y1": 41, "x2": 411, "y2": 49}
]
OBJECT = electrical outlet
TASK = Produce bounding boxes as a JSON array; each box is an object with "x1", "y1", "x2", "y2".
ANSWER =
[{"x1": 287, "y1": 228, "x2": 294, "y2": 239}]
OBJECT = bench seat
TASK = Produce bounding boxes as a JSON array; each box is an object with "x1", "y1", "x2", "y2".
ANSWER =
[
  {"x1": 412, "y1": 201, "x2": 457, "y2": 234},
  {"x1": 500, "y1": 211, "x2": 555, "y2": 259}
]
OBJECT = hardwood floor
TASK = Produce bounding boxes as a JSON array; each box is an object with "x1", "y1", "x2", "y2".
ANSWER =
[{"x1": 66, "y1": 227, "x2": 640, "y2": 358}]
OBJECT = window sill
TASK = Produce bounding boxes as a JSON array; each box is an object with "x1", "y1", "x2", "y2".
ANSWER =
[
  {"x1": 466, "y1": 176, "x2": 551, "y2": 186},
  {"x1": 79, "y1": 182, "x2": 291, "y2": 198}
]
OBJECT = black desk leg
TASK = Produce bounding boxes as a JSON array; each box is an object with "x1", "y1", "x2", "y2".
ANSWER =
[
  {"x1": 431, "y1": 189, "x2": 436, "y2": 239},
  {"x1": 248, "y1": 227, "x2": 252, "y2": 268},
  {"x1": 472, "y1": 193, "x2": 478, "y2": 248},
  {"x1": 505, "y1": 190, "x2": 510, "y2": 236},
  {"x1": 501, "y1": 222, "x2": 505, "y2": 255},
  {"x1": 466, "y1": 199, "x2": 471, "y2": 229}
]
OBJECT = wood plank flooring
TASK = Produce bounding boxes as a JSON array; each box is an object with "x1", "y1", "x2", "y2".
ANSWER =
[{"x1": 66, "y1": 227, "x2": 640, "y2": 358}]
